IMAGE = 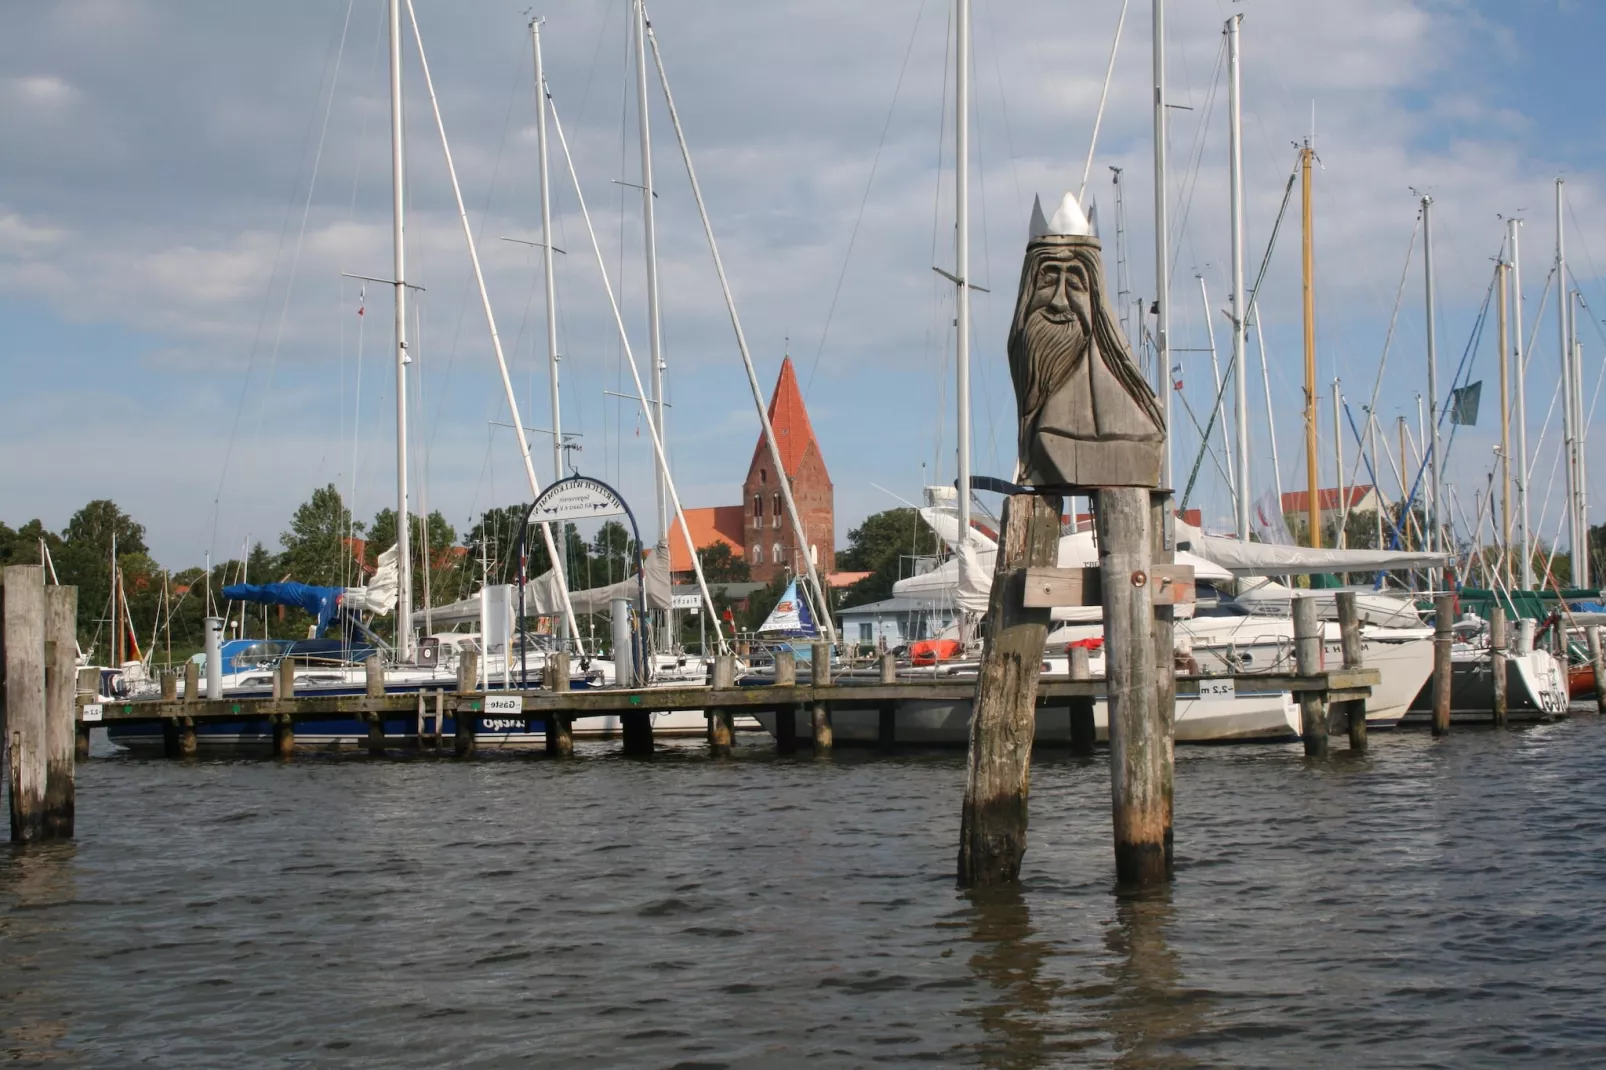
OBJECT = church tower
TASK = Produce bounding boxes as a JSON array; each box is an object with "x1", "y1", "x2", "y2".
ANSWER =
[{"x1": 741, "y1": 357, "x2": 834, "y2": 583}]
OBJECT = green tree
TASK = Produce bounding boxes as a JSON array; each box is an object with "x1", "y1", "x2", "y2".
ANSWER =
[
  {"x1": 55, "y1": 500, "x2": 149, "y2": 641},
  {"x1": 836, "y1": 508, "x2": 940, "y2": 609},
  {"x1": 590, "y1": 521, "x2": 637, "y2": 584},
  {"x1": 695, "y1": 542, "x2": 750, "y2": 583},
  {"x1": 280, "y1": 484, "x2": 361, "y2": 587},
  {"x1": 366, "y1": 507, "x2": 461, "y2": 607},
  {"x1": 0, "y1": 519, "x2": 64, "y2": 569}
]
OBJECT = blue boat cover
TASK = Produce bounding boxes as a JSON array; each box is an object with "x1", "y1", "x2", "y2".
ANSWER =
[{"x1": 221, "y1": 582, "x2": 344, "y2": 634}]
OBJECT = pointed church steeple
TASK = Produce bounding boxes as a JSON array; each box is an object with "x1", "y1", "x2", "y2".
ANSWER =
[{"x1": 754, "y1": 356, "x2": 825, "y2": 480}]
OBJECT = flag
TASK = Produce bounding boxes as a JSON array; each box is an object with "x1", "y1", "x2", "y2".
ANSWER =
[
  {"x1": 1251, "y1": 487, "x2": 1294, "y2": 545},
  {"x1": 1450, "y1": 380, "x2": 1482, "y2": 425}
]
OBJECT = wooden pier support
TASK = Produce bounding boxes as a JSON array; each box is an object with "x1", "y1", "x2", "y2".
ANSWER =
[
  {"x1": 1294, "y1": 597, "x2": 1327, "y2": 757},
  {"x1": 43, "y1": 584, "x2": 77, "y2": 838},
  {"x1": 277, "y1": 659, "x2": 296, "y2": 701},
  {"x1": 366, "y1": 654, "x2": 387, "y2": 755},
  {"x1": 1336, "y1": 592, "x2": 1367, "y2": 751},
  {"x1": 621, "y1": 710, "x2": 653, "y2": 755},
  {"x1": 773, "y1": 650, "x2": 797, "y2": 754},
  {"x1": 184, "y1": 661, "x2": 200, "y2": 705},
  {"x1": 1068, "y1": 645, "x2": 1096, "y2": 757},
  {"x1": 1149, "y1": 491, "x2": 1177, "y2": 777},
  {"x1": 958, "y1": 492, "x2": 1062, "y2": 887},
  {"x1": 1432, "y1": 592, "x2": 1454, "y2": 737},
  {"x1": 1589, "y1": 626, "x2": 1606, "y2": 716},
  {"x1": 178, "y1": 716, "x2": 198, "y2": 758},
  {"x1": 1490, "y1": 606, "x2": 1508, "y2": 727},
  {"x1": 876, "y1": 652, "x2": 898, "y2": 752},
  {"x1": 161, "y1": 671, "x2": 178, "y2": 701},
  {"x1": 75, "y1": 667, "x2": 96, "y2": 759},
  {"x1": 4, "y1": 566, "x2": 49, "y2": 842},
  {"x1": 810, "y1": 641, "x2": 833, "y2": 753},
  {"x1": 272, "y1": 714, "x2": 294, "y2": 759},
  {"x1": 708, "y1": 654, "x2": 735, "y2": 755},
  {"x1": 545, "y1": 652, "x2": 572, "y2": 756},
  {"x1": 1095, "y1": 489, "x2": 1169, "y2": 886}
]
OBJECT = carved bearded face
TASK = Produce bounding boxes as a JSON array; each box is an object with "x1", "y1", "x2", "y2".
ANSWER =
[{"x1": 1015, "y1": 249, "x2": 1094, "y2": 410}]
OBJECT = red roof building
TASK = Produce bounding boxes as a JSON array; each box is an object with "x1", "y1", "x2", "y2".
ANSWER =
[{"x1": 1280, "y1": 486, "x2": 1378, "y2": 516}]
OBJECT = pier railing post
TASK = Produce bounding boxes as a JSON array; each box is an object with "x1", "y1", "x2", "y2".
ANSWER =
[
  {"x1": 545, "y1": 651, "x2": 572, "y2": 756},
  {"x1": 1589, "y1": 625, "x2": 1606, "y2": 716},
  {"x1": 1432, "y1": 592, "x2": 1455, "y2": 737},
  {"x1": 773, "y1": 649, "x2": 797, "y2": 754},
  {"x1": 4, "y1": 566, "x2": 48, "y2": 842},
  {"x1": 1336, "y1": 591, "x2": 1367, "y2": 751},
  {"x1": 708, "y1": 653, "x2": 735, "y2": 755},
  {"x1": 161, "y1": 671, "x2": 178, "y2": 701},
  {"x1": 1489, "y1": 606, "x2": 1508, "y2": 727},
  {"x1": 183, "y1": 661, "x2": 199, "y2": 705},
  {"x1": 957, "y1": 492, "x2": 1062, "y2": 887},
  {"x1": 75, "y1": 667, "x2": 97, "y2": 759},
  {"x1": 1095, "y1": 488, "x2": 1168, "y2": 886},
  {"x1": 367, "y1": 655, "x2": 387, "y2": 756},
  {"x1": 1294, "y1": 596, "x2": 1327, "y2": 757},
  {"x1": 810, "y1": 641, "x2": 833, "y2": 753},
  {"x1": 276, "y1": 657, "x2": 297, "y2": 753},
  {"x1": 1068, "y1": 645, "x2": 1096, "y2": 757},
  {"x1": 43, "y1": 584, "x2": 77, "y2": 839}
]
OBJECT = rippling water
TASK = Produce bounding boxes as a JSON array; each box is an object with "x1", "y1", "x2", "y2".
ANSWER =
[{"x1": 5, "y1": 715, "x2": 1606, "y2": 1068}]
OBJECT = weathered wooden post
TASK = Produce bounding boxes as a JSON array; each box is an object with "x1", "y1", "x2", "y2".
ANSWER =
[
  {"x1": 278, "y1": 659, "x2": 296, "y2": 699},
  {"x1": 75, "y1": 667, "x2": 97, "y2": 759},
  {"x1": 43, "y1": 584, "x2": 77, "y2": 838},
  {"x1": 1150, "y1": 490, "x2": 1177, "y2": 769},
  {"x1": 1589, "y1": 625, "x2": 1606, "y2": 716},
  {"x1": 3, "y1": 566, "x2": 48, "y2": 842},
  {"x1": 366, "y1": 654, "x2": 387, "y2": 756},
  {"x1": 708, "y1": 653, "x2": 736, "y2": 755},
  {"x1": 1489, "y1": 605, "x2": 1508, "y2": 727},
  {"x1": 1336, "y1": 591, "x2": 1367, "y2": 751},
  {"x1": 1293, "y1": 597, "x2": 1327, "y2": 757},
  {"x1": 959, "y1": 492, "x2": 1063, "y2": 885},
  {"x1": 810, "y1": 640, "x2": 833, "y2": 753},
  {"x1": 877, "y1": 651, "x2": 897, "y2": 752},
  {"x1": 161, "y1": 671, "x2": 178, "y2": 701},
  {"x1": 183, "y1": 661, "x2": 200, "y2": 704},
  {"x1": 1432, "y1": 592, "x2": 1455, "y2": 737},
  {"x1": 1068, "y1": 644, "x2": 1096, "y2": 757},
  {"x1": 620, "y1": 708, "x2": 654, "y2": 755},
  {"x1": 773, "y1": 649, "x2": 797, "y2": 754},
  {"x1": 545, "y1": 651, "x2": 572, "y2": 756}
]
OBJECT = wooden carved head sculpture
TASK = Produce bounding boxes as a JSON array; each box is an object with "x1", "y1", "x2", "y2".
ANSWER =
[{"x1": 1008, "y1": 192, "x2": 1165, "y2": 489}]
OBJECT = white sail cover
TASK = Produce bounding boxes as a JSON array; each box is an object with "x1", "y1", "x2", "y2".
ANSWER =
[
  {"x1": 344, "y1": 544, "x2": 400, "y2": 615},
  {"x1": 410, "y1": 541, "x2": 672, "y2": 628},
  {"x1": 893, "y1": 531, "x2": 1232, "y2": 618},
  {"x1": 1177, "y1": 520, "x2": 1449, "y2": 577}
]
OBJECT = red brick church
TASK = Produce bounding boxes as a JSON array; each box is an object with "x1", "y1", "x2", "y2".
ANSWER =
[{"x1": 670, "y1": 358, "x2": 837, "y2": 584}]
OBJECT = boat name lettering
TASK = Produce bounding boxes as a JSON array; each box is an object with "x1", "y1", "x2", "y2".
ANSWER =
[{"x1": 481, "y1": 718, "x2": 527, "y2": 732}]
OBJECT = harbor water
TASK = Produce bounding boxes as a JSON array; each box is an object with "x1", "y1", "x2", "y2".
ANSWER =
[{"x1": 5, "y1": 715, "x2": 1606, "y2": 1068}]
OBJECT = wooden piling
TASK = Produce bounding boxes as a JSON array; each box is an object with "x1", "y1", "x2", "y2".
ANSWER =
[
  {"x1": 1294, "y1": 597, "x2": 1327, "y2": 757},
  {"x1": 433, "y1": 689, "x2": 445, "y2": 750},
  {"x1": 708, "y1": 654, "x2": 735, "y2": 755},
  {"x1": 414, "y1": 691, "x2": 426, "y2": 750},
  {"x1": 879, "y1": 651, "x2": 897, "y2": 683},
  {"x1": 1490, "y1": 605, "x2": 1508, "y2": 727},
  {"x1": 43, "y1": 584, "x2": 77, "y2": 839},
  {"x1": 366, "y1": 654, "x2": 387, "y2": 755},
  {"x1": 1094, "y1": 489, "x2": 1169, "y2": 885},
  {"x1": 4, "y1": 565, "x2": 48, "y2": 842},
  {"x1": 621, "y1": 710, "x2": 654, "y2": 755},
  {"x1": 272, "y1": 713, "x2": 294, "y2": 758},
  {"x1": 957, "y1": 492, "x2": 1062, "y2": 887},
  {"x1": 183, "y1": 661, "x2": 200, "y2": 704},
  {"x1": 810, "y1": 641, "x2": 833, "y2": 753},
  {"x1": 178, "y1": 715, "x2": 198, "y2": 758},
  {"x1": 1068, "y1": 645, "x2": 1096, "y2": 757},
  {"x1": 160, "y1": 671, "x2": 178, "y2": 701},
  {"x1": 1149, "y1": 491, "x2": 1177, "y2": 777},
  {"x1": 545, "y1": 651, "x2": 573, "y2": 756},
  {"x1": 1432, "y1": 592, "x2": 1454, "y2": 737},
  {"x1": 75, "y1": 667, "x2": 96, "y2": 759},
  {"x1": 1336, "y1": 591, "x2": 1367, "y2": 751},
  {"x1": 1589, "y1": 626, "x2": 1606, "y2": 716},
  {"x1": 278, "y1": 659, "x2": 296, "y2": 700},
  {"x1": 773, "y1": 650, "x2": 797, "y2": 754}
]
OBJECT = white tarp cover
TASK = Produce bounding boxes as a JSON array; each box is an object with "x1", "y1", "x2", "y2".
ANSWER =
[
  {"x1": 344, "y1": 544, "x2": 400, "y2": 615},
  {"x1": 410, "y1": 541, "x2": 672, "y2": 628},
  {"x1": 1177, "y1": 520, "x2": 1449, "y2": 577},
  {"x1": 892, "y1": 531, "x2": 1231, "y2": 618}
]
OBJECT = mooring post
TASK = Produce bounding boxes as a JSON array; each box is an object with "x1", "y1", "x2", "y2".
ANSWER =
[
  {"x1": 161, "y1": 670, "x2": 178, "y2": 701},
  {"x1": 278, "y1": 659, "x2": 296, "y2": 700},
  {"x1": 1589, "y1": 626, "x2": 1606, "y2": 716},
  {"x1": 271, "y1": 657, "x2": 295, "y2": 757},
  {"x1": 876, "y1": 650, "x2": 898, "y2": 751},
  {"x1": 773, "y1": 649, "x2": 798, "y2": 754},
  {"x1": 708, "y1": 653, "x2": 736, "y2": 755},
  {"x1": 1336, "y1": 591, "x2": 1367, "y2": 751},
  {"x1": 432, "y1": 689, "x2": 445, "y2": 749},
  {"x1": 366, "y1": 654, "x2": 387, "y2": 756},
  {"x1": 178, "y1": 714, "x2": 198, "y2": 758},
  {"x1": 43, "y1": 584, "x2": 77, "y2": 839},
  {"x1": 3, "y1": 566, "x2": 48, "y2": 842},
  {"x1": 621, "y1": 708, "x2": 654, "y2": 755},
  {"x1": 1094, "y1": 489, "x2": 1169, "y2": 885},
  {"x1": 1432, "y1": 592, "x2": 1455, "y2": 737},
  {"x1": 183, "y1": 661, "x2": 200, "y2": 704},
  {"x1": 545, "y1": 651, "x2": 572, "y2": 756},
  {"x1": 1149, "y1": 491, "x2": 1177, "y2": 772},
  {"x1": 1294, "y1": 596, "x2": 1327, "y2": 757},
  {"x1": 810, "y1": 641, "x2": 833, "y2": 753},
  {"x1": 1490, "y1": 605, "x2": 1508, "y2": 727},
  {"x1": 75, "y1": 667, "x2": 97, "y2": 759},
  {"x1": 414, "y1": 691, "x2": 426, "y2": 751},
  {"x1": 1068, "y1": 645, "x2": 1096, "y2": 757},
  {"x1": 957, "y1": 493, "x2": 1062, "y2": 886}
]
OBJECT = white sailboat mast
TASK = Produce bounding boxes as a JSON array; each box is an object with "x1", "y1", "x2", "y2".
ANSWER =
[
  {"x1": 1510, "y1": 217, "x2": 1531, "y2": 587},
  {"x1": 1226, "y1": 13, "x2": 1249, "y2": 537},
  {"x1": 1557, "y1": 178, "x2": 1587, "y2": 586},
  {"x1": 1197, "y1": 275, "x2": 1234, "y2": 502},
  {"x1": 1421, "y1": 194, "x2": 1440, "y2": 560},
  {"x1": 633, "y1": 0, "x2": 672, "y2": 649},
  {"x1": 955, "y1": 0, "x2": 972, "y2": 558},
  {"x1": 1153, "y1": 0, "x2": 1172, "y2": 486},
  {"x1": 388, "y1": 0, "x2": 414, "y2": 662},
  {"x1": 530, "y1": 18, "x2": 571, "y2": 629}
]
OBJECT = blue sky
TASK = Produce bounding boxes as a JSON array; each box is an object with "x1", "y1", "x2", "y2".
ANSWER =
[{"x1": 2, "y1": 0, "x2": 1603, "y2": 569}]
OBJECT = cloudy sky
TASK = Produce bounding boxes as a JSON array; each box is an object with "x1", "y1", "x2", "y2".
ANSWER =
[{"x1": 3, "y1": 0, "x2": 1604, "y2": 569}]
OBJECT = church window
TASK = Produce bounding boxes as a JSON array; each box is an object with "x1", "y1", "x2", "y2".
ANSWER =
[
  {"x1": 760, "y1": 468, "x2": 767, "y2": 484},
  {"x1": 751, "y1": 544, "x2": 762, "y2": 564},
  {"x1": 753, "y1": 494, "x2": 763, "y2": 520},
  {"x1": 773, "y1": 493, "x2": 782, "y2": 527},
  {"x1": 772, "y1": 543, "x2": 783, "y2": 567}
]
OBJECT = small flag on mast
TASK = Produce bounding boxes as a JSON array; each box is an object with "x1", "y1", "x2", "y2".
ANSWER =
[{"x1": 1449, "y1": 380, "x2": 1482, "y2": 425}]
